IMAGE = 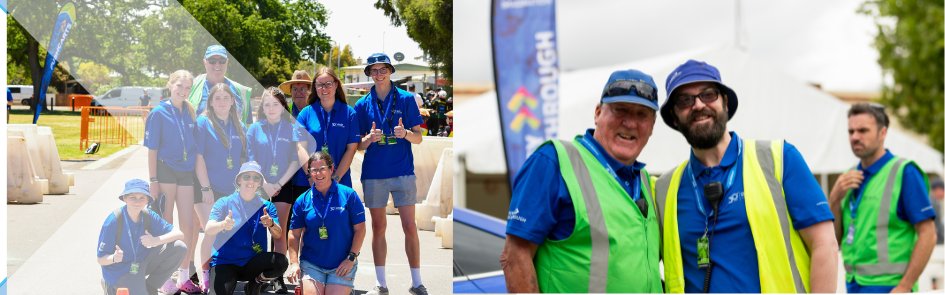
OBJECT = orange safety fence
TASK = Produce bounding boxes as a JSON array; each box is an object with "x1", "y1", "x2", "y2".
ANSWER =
[{"x1": 80, "y1": 107, "x2": 150, "y2": 151}]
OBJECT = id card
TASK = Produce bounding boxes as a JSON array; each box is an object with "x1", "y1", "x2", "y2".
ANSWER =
[
  {"x1": 846, "y1": 225, "x2": 855, "y2": 245},
  {"x1": 321, "y1": 145, "x2": 329, "y2": 154},
  {"x1": 319, "y1": 226, "x2": 328, "y2": 240},
  {"x1": 386, "y1": 135, "x2": 398, "y2": 145},
  {"x1": 378, "y1": 134, "x2": 387, "y2": 145},
  {"x1": 270, "y1": 164, "x2": 279, "y2": 177},
  {"x1": 182, "y1": 151, "x2": 187, "y2": 161},
  {"x1": 252, "y1": 243, "x2": 263, "y2": 254},
  {"x1": 130, "y1": 262, "x2": 140, "y2": 274},
  {"x1": 697, "y1": 235, "x2": 710, "y2": 268},
  {"x1": 226, "y1": 156, "x2": 234, "y2": 169}
]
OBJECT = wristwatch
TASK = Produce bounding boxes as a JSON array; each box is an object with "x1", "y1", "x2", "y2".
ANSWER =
[
  {"x1": 200, "y1": 186, "x2": 211, "y2": 192},
  {"x1": 346, "y1": 251, "x2": 359, "y2": 262},
  {"x1": 150, "y1": 177, "x2": 159, "y2": 183}
]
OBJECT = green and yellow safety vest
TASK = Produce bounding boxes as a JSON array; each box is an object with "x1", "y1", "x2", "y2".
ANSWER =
[
  {"x1": 841, "y1": 157, "x2": 926, "y2": 288},
  {"x1": 656, "y1": 139, "x2": 811, "y2": 293},
  {"x1": 187, "y1": 74, "x2": 253, "y2": 126},
  {"x1": 533, "y1": 138, "x2": 662, "y2": 293}
]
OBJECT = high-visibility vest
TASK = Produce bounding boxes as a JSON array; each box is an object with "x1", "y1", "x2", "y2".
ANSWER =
[
  {"x1": 656, "y1": 139, "x2": 811, "y2": 293},
  {"x1": 187, "y1": 74, "x2": 253, "y2": 126},
  {"x1": 532, "y1": 138, "x2": 662, "y2": 293},
  {"x1": 841, "y1": 157, "x2": 926, "y2": 288}
]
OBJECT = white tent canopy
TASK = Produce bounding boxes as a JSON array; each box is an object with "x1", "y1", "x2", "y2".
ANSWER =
[{"x1": 457, "y1": 46, "x2": 944, "y2": 176}]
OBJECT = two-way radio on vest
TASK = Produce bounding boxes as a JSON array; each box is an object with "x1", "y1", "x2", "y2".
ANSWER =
[{"x1": 702, "y1": 181, "x2": 724, "y2": 293}]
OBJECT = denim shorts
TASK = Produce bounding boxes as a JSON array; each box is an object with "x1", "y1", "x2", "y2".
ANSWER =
[
  {"x1": 300, "y1": 260, "x2": 357, "y2": 288},
  {"x1": 362, "y1": 175, "x2": 417, "y2": 208}
]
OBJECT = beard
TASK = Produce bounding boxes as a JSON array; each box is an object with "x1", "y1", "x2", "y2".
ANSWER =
[{"x1": 677, "y1": 107, "x2": 728, "y2": 149}]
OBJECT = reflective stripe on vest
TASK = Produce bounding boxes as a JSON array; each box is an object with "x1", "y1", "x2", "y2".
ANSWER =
[
  {"x1": 842, "y1": 158, "x2": 913, "y2": 277},
  {"x1": 559, "y1": 140, "x2": 610, "y2": 292},
  {"x1": 655, "y1": 139, "x2": 810, "y2": 293}
]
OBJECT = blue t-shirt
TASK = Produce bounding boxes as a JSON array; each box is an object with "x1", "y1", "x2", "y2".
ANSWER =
[
  {"x1": 846, "y1": 149, "x2": 934, "y2": 290},
  {"x1": 97, "y1": 206, "x2": 174, "y2": 286},
  {"x1": 144, "y1": 100, "x2": 197, "y2": 172},
  {"x1": 208, "y1": 193, "x2": 279, "y2": 267},
  {"x1": 675, "y1": 132, "x2": 834, "y2": 293},
  {"x1": 247, "y1": 119, "x2": 301, "y2": 185},
  {"x1": 195, "y1": 78, "x2": 251, "y2": 125},
  {"x1": 505, "y1": 129, "x2": 645, "y2": 245},
  {"x1": 290, "y1": 183, "x2": 366, "y2": 269},
  {"x1": 354, "y1": 86, "x2": 423, "y2": 180},
  {"x1": 296, "y1": 102, "x2": 360, "y2": 187},
  {"x1": 195, "y1": 116, "x2": 246, "y2": 193}
]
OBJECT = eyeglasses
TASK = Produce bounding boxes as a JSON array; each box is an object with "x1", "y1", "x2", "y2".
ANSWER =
[
  {"x1": 240, "y1": 174, "x2": 262, "y2": 182},
  {"x1": 309, "y1": 166, "x2": 330, "y2": 174},
  {"x1": 674, "y1": 88, "x2": 720, "y2": 110},
  {"x1": 369, "y1": 68, "x2": 390, "y2": 75},
  {"x1": 315, "y1": 81, "x2": 335, "y2": 89},
  {"x1": 206, "y1": 57, "x2": 227, "y2": 65},
  {"x1": 601, "y1": 80, "x2": 657, "y2": 103}
]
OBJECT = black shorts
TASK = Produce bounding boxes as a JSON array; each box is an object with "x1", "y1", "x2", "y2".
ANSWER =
[
  {"x1": 156, "y1": 160, "x2": 195, "y2": 186},
  {"x1": 271, "y1": 184, "x2": 308, "y2": 204}
]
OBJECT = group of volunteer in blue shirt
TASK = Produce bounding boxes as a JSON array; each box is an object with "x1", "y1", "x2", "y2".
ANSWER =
[{"x1": 98, "y1": 48, "x2": 429, "y2": 295}]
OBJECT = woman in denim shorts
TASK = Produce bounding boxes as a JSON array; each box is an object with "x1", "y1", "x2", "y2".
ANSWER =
[{"x1": 286, "y1": 151, "x2": 366, "y2": 295}]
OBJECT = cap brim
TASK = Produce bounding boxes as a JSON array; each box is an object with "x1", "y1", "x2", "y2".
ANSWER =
[
  {"x1": 279, "y1": 80, "x2": 312, "y2": 94},
  {"x1": 601, "y1": 95, "x2": 659, "y2": 111}
]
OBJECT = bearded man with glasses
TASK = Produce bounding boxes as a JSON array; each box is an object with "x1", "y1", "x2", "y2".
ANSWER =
[
  {"x1": 654, "y1": 59, "x2": 838, "y2": 293},
  {"x1": 500, "y1": 69, "x2": 663, "y2": 293}
]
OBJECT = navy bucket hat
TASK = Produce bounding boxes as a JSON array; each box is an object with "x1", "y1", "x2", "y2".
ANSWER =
[
  {"x1": 364, "y1": 53, "x2": 396, "y2": 76},
  {"x1": 119, "y1": 179, "x2": 152, "y2": 202},
  {"x1": 660, "y1": 60, "x2": 738, "y2": 130},
  {"x1": 600, "y1": 69, "x2": 659, "y2": 111}
]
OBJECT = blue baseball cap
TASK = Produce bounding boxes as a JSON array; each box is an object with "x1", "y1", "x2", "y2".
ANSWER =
[
  {"x1": 364, "y1": 53, "x2": 395, "y2": 75},
  {"x1": 119, "y1": 179, "x2": 152, "y2": 201},
  {"x1": 205, "y1": 45, "x2": 228, "y2": 60},
  {"x1": 600, "y1": 69, "x2": 659, "y2": 111},
  {"x1": 661, "y1": 59, "x2": 738, "y2": 130}
]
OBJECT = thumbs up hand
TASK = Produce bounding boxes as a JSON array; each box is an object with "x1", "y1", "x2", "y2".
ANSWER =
[
  {"x1": 139, "y1": 230, "x2": 161, "y2": 248},
  {"x1": 260, "y1": 209, "x2": 274, "y2": 228},
  {"x1": 112, "y1": 245, "x2": 124, "y2": 263},
  {"x1": 223, "y1": 210, "x2": 235, "y2": 231},
  {"x1": 394, "y1": 117, "x2": 407, "y2": 138},
  {"x1": 369, "y1": 121, "x2": 382, "y2": 143}
]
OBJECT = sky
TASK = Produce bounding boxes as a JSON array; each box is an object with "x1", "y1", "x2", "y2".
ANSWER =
[
  {"x1": 456, "y1": 0, "x2": 885, "y2": 92},
  {"x1": 319, "y1": 0, "x2": 426, "y2": 65}
]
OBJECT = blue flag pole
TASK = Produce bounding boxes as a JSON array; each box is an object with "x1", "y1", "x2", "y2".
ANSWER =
[
  {"x1": 33, "y1": 2, "x2": 76, "y2": 124},
  {"x1": 491, "y1": 0, "x2": 560, "y2": 187}
]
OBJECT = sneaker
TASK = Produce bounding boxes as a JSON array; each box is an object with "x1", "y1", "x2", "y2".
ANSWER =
[
  {"x1": 244, "y1": 279, "x2": 264, "y2": 295},
  {"x1": 367, "y1": 286, "x2": 390, "y2": 295},
  {"x1": 271, "y1": 276, "x2": 288, "y2": 294},
  {"x1": 158, "y1": 278, "x2": 179, "y2": 295},
  {"x1": 178, "y1": 279, "x2": 202, "y2": 294},
  {"x1": 408, "y1": 284, "x2": 429, "y2": 295}
]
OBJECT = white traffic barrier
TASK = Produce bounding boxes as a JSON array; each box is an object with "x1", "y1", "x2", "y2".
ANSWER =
[
  {"x1": 8, "y1": 135, "x2": 44, "y2": 203},
  {"x1": 38, "y1": 127, "x2": 73, "y2": 194},
  {"x1": 433, "y1": 214, "x2": 453, "y2": 248},
  {"x1": 416, "y1": 148, "x2": 455, "y2": 230},
  {"x1": 8, "y1": 128, "x2": 49, "y2": 195}
]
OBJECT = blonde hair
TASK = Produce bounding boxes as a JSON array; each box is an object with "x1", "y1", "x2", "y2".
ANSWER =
[
  {"x1": 167, "y1": 69, "x2": 196, "y2": 120},
  {"x1": 206, "y1": 83, "x2": 247, "y2": 163}
]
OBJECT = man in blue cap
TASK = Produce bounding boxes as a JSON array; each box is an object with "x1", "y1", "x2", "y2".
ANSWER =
[
  {"x1": 354, "y1": 53, "x2": 427, "y2": 295},
  {"x1": 188, "y1": 45, "x2": 254, "y2": 126},
  {"x1": 655, "y1": 60, "x2": 838, "y2": 293},
  {"x1": 500, "y1": 69, "x2": 663, "y2": 293},
  {"x1": 97, "y1": 179, "x2": 187, "y2": 295}
]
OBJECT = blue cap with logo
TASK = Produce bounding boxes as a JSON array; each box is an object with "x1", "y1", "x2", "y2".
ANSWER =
[
  {"x1": 364, "y1": 53, "x2": 396, "y2": 75},
  {"x1": 661, "y1": 59, "x2": 738, "y2": 130},
  {"x1": 119, "y1": 179, "x2": 152, "y2": 201},
  {"x1": 600, "y1": 69, "x2": 659, "y2": 111},
  {"x1": 205, "y1": 45, "x2": 228, "y2": 60}
]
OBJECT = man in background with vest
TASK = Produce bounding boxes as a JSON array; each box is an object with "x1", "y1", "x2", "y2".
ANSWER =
[
  {"x1": 500, "y1": 69, "x2": 662, "y2": 293},
  {"x1": 655, "y1": 60, "x2": 838, "y2": 293},
  {"x1": 828, "y1": 103, "x2": 936, "y2": 293},
  {"x1": 188, "y1": 45, "x2": 254, "y2": 126}
]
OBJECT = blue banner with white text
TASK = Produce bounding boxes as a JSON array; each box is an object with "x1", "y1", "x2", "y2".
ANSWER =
[{"x1": 34, "y1": 2, "x2": 76, "y2": 124}]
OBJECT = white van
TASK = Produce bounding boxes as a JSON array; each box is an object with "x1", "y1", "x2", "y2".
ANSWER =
[
  {"x1": 91, "y1": 86, "x2": 164, "y2": 107},
  {"x1": 8, "y1": 85, "x2": 56, "y2": 106}
]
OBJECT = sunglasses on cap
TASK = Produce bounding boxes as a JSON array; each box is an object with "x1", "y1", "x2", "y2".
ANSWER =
[
  {"x1": 367, "y1": 55, "x2": 390, "y2": 64},
  {"x1": 674, "y1": 88, "x2": 720, "y2": 110},
  {"x1": 240, "y1": 174, "x2": 262, "y2": 182},
  {"x1": 601, "y1": 80, "x2": 657, "y2": 103}
]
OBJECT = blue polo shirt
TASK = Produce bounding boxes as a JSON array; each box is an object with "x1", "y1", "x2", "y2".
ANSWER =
[
  {"x1": 195, "y1": 78, "x2": 251, "y2": 125},
  {"x1": 247, "y1": 119, "x2": 301, "y2": 185},
  {"x1": 354, "y1": 86, "x2": 423, "y2": 180},
  {"x1": 296, "y1": 103, "x2": 360, "y2": 187},
  {"x1": 505, "y1": 129, "x2": 645, "y2": 245},
  {"x1": 194, "y1": 116, "x2": 246, "y2": 193},
  {"x1": 290, "y1": 182, "x2": 366, "y2": 269},
  {"x1": 209, "y1": 193, "x2": 279, "y2": 267},
  {"x1": 846, "y1": 149, "x2": 934, "y2": 291},
  {"x1": 97, "y1": 206, "x2": 174, "y2": 286},
  {"x1": 675, "y1": 132, "x2": 833, "y2": 293},
  {"x1": 144, "y1": 100, "x2": 196, "y2": 172}
]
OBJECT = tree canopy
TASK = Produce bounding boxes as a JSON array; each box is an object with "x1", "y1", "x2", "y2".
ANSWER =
[{"x1": 373, "y1": 0, "x2": 452, "y2": 83}]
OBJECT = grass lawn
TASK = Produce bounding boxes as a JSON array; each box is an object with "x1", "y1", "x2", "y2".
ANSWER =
[{"x1": 9, "y1": 109, "x2": 136, "y2": 160}]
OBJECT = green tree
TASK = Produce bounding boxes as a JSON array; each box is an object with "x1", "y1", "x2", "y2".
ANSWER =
[
  {"x1": 373, "y1": 0, "x2": 452, "y2": 82},
  {"x1": 860, "y1": 0, "x2": 944, "y2": 152},
  {"x1": 322, "y1": 44, "x2": 358, "y2": 70}
]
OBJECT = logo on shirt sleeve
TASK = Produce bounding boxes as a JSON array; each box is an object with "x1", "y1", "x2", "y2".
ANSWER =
[
  {"x1": 98, "y1": 242, "x2": 106, "y2": 252},
  {"x1": 508, "y1": 208, "x2": 527, "y2": 223}
]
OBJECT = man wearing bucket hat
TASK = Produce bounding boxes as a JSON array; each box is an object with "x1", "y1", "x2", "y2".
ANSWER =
[
  {"x1": 500, "y1": 69, "x2": 662, "y2": 293},
  {"x1": 279, "y1": 70, "x2": 313, "y2": 117},
  {"x1": 188, "y1": 45, "x2": 254, "y2": 126},
  {"x1": 654, "y1": 59, "x2": 838, "y2": 293},
  {"x1": 354, "y1": 53, "x2": 427, "y2": 295},
  {"x1": 827, "y1": 103, "x2": 936, "y2": 293},
  {"x1": 97, "y1": 179, "x2": 187, "y2": 295}
]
